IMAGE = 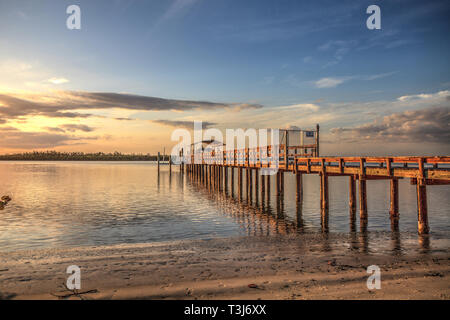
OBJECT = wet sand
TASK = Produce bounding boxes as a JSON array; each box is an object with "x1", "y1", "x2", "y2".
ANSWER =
[{"x1": 0, "y1": 233, "x2": 449, "y2": 300}]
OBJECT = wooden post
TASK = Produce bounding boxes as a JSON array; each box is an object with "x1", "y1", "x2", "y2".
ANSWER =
[
  {"x1": 280, "y1": 171, "x2": 284, "y2": 197},
  {"x1": 349, "y1": 175, "x2": 356, "y2": 216},
  {"x1": 157, "y1": 152, "x2": 160, "y2": 172},
  {"x1": 316, "y1": 124, "x2": 320, "y2": 157},
  {"x1": 169, "y1": 155, "x2": 172, "y2": 175},
  {"x1": 238, "y1": 167, "x2": 242, "y2": 200},
  {"x1": 266, "y1": 174, "x2": 271, "y2": 202},
  {"x1": 224, "y1": 166, "x2": 228, "y2": 191},
  {"x1": 320, "y1": 162, "x2": 329, "y2": 232},
  {"x1": 218, "y1": 166, "x2": 221, "y2": 191},
  {"x1": 416, "y1": 180, "x2": 429, "y2": 234},
  {"x1": 231, "y1": 167, "x2": 234, "y2": 194},
  {"x1": 359, "y1": 178, "x2": 367, "y2": 220},
  {"x1": 209, "y1": 165, "x2": 212, "y2": 188},
  {"x1": 320, "y1": 172, "x2": 329, "y2": 212},
  {"x1": 296, "y1": 173, "x2": 302, "y2": 202},
  {"x1": 261, "y1": 172, "x2": 265, "y2": 206},
  {"x1": 285, "y1": 130, "x2": 289, "y2": 170},
  {"x1": 255, "y1": 169, "x2": 259, "y2": 203},
  {"x1": 249, "y1": 169, "x2": 253, "y2": 202},
  {"x1": 389, "y1": 179, "x2": 399, "y2": 218},
  {"x1": 276, "y1": 171, "x2": 280, "y2": 197}
]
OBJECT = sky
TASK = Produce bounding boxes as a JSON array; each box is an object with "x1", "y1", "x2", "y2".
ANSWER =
[{"x1": 0, "y1": 0, "x2": 449, "y2": 155}]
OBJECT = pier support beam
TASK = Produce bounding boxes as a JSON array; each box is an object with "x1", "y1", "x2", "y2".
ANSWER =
[
  {"x1": 266, "y1": 174, "x2": 271, "y2": 203},
  {"x1": 231, "y1": 167, "x2": 234, "y2": 195},
  {"x1": 249, "y1": 169, "x2": 253, "y2": 202},
  {"x1": 255, "y1": 169, "x2": 259, "y2": 203},
  {"x1": 296, "y1": 173, "x2": 302, "y2": 203},
  {"x1": 359, "y1": 178, "x2": 368, "y2": 221},
  {"x1": 349, "y1": 175, "x2": 357, "y2": 232},
  {"x1": 320, "y1": 172, "x2": 329, "y2": 232},
  {"x1": 349, "y1": 176, "x2": 356, "y2": 215},
  {"x1": 276, "y1": 172, "x2": 280, "y2": 197},
  {"x1": 238, "y1": 168, "x2": 242, "y2": 200},
  {"x1": 157, "y1": 152, "x2": 160, "y2": 173},
  {"x1": 280, "y1": 171, "x2": 284, "y2": 197},
  {"x1": 224, "y1": 167, "x2": 228, "y2": 192},
  {"x1": 246, "y1": 168, "x2": 250, "y2": 200},
  {"x1": 261, "y1": 172, "x2": 265, "y2": 206},
  {"x1": 389, "y1": 179, "x2": 399, "y2": 218},
  {"x1": 416, "y1": 180, "x2": 429, "y2": 234}
]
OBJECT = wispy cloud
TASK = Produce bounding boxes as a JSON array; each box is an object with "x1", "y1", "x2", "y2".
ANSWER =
[
  {"x1": 314, "y1": 77, "x2": 349, "y2": 88},
  {"x1": 0, "y1": 91, "x2": 263, "y2": 120},
  {"x1": 397, "y1": 90, "x2": 449, "y2": 102},
  {"x1": 312, "y1": 72, "x2": 397, "y2": 88},
  {"x1": 151, "y1": 119, "x2": 216, "y2": 129}
]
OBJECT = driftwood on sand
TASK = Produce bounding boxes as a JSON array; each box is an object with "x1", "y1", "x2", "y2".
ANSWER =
[{"x1": 0, "y1": 195, "x2": 12, "y2": 210}]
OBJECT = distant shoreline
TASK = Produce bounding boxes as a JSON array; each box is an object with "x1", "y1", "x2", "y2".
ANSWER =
[{"x1": 0, "y1": 151, "x2": 170, "y2": 162}]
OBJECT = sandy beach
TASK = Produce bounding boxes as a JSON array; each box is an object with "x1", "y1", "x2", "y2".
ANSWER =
[{"x1": 0, "y1": 233, "x2": 448, "y2": 300}]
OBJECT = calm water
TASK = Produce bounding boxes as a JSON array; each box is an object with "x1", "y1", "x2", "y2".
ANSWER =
[{"x1": 0, "y1": 161, "x2": 449, "y2": 252}]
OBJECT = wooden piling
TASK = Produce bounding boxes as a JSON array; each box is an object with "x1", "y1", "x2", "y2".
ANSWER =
[
  {"x1": 169, "y1": 155, "x2": 172, "y2": 175},
  {"x1": 255, "y1": 169, "x2": 259, "y2": 203},
  {"x1": 389, "y1": 179, "x2": 399, "y2": 218},
  {"x1": 349, "y1": 175, "x2": 356, "y2": 216},
  {"x1": 296, "y1": 173, "x2": 302, "y2": 202},
  {"x1": 416, "y1": 180, "x2": 429, "y2": 234},
  {"x1": 157, "y1": 152, "x2": 160, "y2": 172},
  {"x1": 359, "y1": 178, "x2": 367, "y2": 220},
  {"x1": 320, "y1": 172, "x2": 329, "y2": 212},
  {"x1": 261, "y1": 172, "x2": 265, "y2": 206},
  {"x1": 238, "y1": 167, "x2": 242, "y2": 200},
  {"x1": 249, "y1": 169, "x2": 253, "y2": 202},
  {"x1": 280, "y1": 171, "x2": 284, "y2": 196},
  {"x1": 276, "y1": 171, "x2": 280, "y2": 197},
  {"x1": 231, "y1": 167, "x2": 234, "y2": 194}
]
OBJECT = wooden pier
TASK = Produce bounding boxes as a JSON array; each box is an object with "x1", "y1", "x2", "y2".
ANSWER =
[{"x1": 161, "y1": 126, "x2": 450, "y2": 235}]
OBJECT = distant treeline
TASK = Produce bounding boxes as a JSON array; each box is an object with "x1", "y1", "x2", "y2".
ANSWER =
[{"x1": 0, "y1": 151, "x2": 171, "y2": 161}]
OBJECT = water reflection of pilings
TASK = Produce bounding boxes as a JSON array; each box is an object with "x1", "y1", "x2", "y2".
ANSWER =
[
  {"x1": 187, "y1": 173, "x2": 298, "y2": 236},
  {"x1": 181, "y1": 165, "x2": 433, "y2": 253}
]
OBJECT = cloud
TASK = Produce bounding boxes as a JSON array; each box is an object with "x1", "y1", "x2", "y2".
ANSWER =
[
  {"x1": 45, "y1": 127, "x2": 66, "y2": 133},
  {"x1": 0, "y1": 127, "x2": 96, "y2": 149},
  {"x1": 0, "y1": 91, "x2": 262, "y2": 120},
  {"x1": 151, "y1": 119, "x2": 217, "y2": 129},
  {"x1": 314, "y1": 77, "x2": 347, "y2": 88},
  {"x1": 61, "y1": 124, "x2": 95, "y2": 132},
  {"x1": 330, "y1": 106, "x2": 450, "y2": 144},
  {"x1": 397, "y1": 90, "x2": 449, "y2": 102},
  {"x1": 363, "y1": 71, "x2": 398, "y2": 81},
  {"x1": 312, "y1": 72, "x2": 396, "y2": 89},
  {"x1": 277, "y1": 103, "x2": 320, "y2": 112},
  {"x1": 47, "y1": 77, "x2": 69, "y2": 85}
]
